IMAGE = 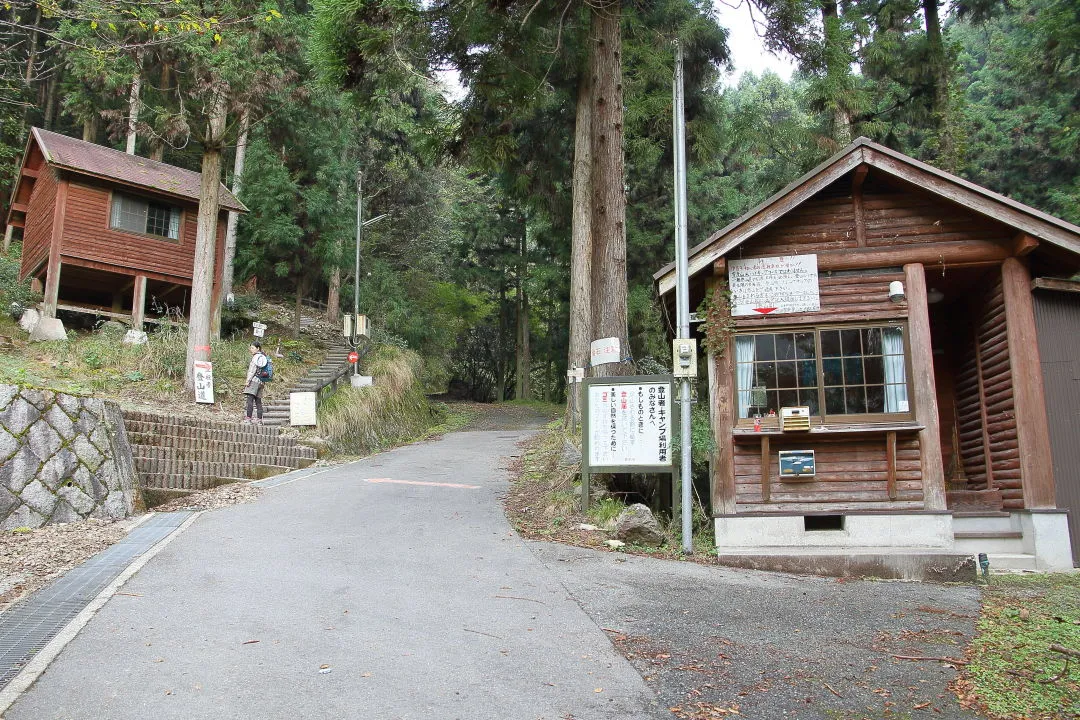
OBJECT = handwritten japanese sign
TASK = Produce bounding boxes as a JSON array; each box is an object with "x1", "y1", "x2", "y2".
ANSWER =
[
  {"x1": 193, "y1": 361, "x2": 214, "y2": 404},
  {"x1": 586, "y1": 380, "x2": 672, "y2": 468},
  {"x1": 728, "y1": 254, "x2": 820, "y2": 316},
  {"x1": 590, "y1": 337, "x2": 621, "y2": 366}
]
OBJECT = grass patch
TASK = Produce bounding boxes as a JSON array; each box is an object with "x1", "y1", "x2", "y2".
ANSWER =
[
  {"x1": 0, "y1": 318, "x2": 321, "y2": 407},
  {"x1": 956, "y1": 573, "x2": 1080, "y2": 719},
  {"x1": 316, "y1": 344, "x2": 439, "y2": 456},
  {"x1": 505, "y1": 420, "x2": 719, "y2": 559}
]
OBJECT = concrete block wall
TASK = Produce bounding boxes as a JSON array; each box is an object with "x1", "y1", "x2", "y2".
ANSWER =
[
  {"x1": 122, "y1": 411, "x2": 317, "y2": 494},
  {"x1": 0, "y1": 384, "x2": 139, "y2": 530}
]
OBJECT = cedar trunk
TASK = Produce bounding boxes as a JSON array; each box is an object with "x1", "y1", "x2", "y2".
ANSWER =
[
  {"x1": 567, "y1": 70, "x2": 593, "y2": 420},
  {"x1": 515, "y1": 232, "x2": 532, "y2": 400},
  {"x1": 326, "y1": 266, "x2": 341, "y2": 321},
  {"x1": 588, "y1": 1, "x2": 630, "y2": 377},
  {"x1": 125, "y1": 52, "x2": 143, "y2": 155},
  {"x1": 221, "y1": 107, "x2": 249, "y2": 302},
  {"x1": 183, "y1": 89, "x2": 228, "y2": 391}
]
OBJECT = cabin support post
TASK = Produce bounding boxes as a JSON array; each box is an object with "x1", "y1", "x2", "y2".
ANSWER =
[
  {"x1": 708, "y1": 262, "x2": 736, "y2": 516},
  {"x1": 2, "y1": 224, "x2": 13, "y2": 254},
  {"x1": 904, "y1": 263, "x2": 946, "y2": 510},
  {"x1": 43, "y1": 177, "x2": 69, "y2": 319},
  {"x1": 1001, "y1": 257, "x2": 1056, "y2": 508},
  {"x1": 132, "y1": 274, "x2": 147, "y2": 329}
]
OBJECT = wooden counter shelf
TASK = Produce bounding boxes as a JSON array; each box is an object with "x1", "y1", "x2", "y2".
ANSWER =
[{"x1": 732, "y1": 423, "x2": 924, "y2": 439}]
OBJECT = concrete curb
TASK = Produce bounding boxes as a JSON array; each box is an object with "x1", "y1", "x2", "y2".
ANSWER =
[{"x1": 0, "y1": 511, "x2": 203, "y2": 717}]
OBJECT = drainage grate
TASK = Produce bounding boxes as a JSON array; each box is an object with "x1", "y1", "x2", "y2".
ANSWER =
[{"x1": 0, "y1": 511, "x2": 194, "y2": 691}]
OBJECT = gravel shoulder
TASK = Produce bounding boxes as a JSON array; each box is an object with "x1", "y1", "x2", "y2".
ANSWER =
[{"x1": 531, "y1": 541, "x2": 982, "y2": 719}]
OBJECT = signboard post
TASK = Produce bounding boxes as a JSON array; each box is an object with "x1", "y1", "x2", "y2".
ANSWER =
[
  {"x1": 193, "y1": 361, "x2": 214, "y2": 404},
  {"x1": 581, "y1": 375, "x2": 677, "y2": 513},
  {"x1": 728, "y1": 254, "x2": 820, "y2": 316}
]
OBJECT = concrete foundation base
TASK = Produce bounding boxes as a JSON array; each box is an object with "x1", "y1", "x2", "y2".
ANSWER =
[
  {"x1": 717, "y1": 548, "x2": 977, "y2": 582},
  {"x1": 1017, "y1": 511, "x2": 1075, "y2": 571},
  {"x1": 715, "y1": 513, "x2": 954, "y2": 549}
]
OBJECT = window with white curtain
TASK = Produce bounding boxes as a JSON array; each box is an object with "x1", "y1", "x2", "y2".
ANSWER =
[
  {"x1": 734, "y1": 325, "x2": 910, "y2": 421},
  {"x1": 110, "y1": 193, "x2": 181, "y2": 240}
]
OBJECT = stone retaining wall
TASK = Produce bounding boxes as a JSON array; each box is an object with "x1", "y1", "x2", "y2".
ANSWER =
[{"x1": 0, "y1": 384, "x2": 139, "y2": 530}]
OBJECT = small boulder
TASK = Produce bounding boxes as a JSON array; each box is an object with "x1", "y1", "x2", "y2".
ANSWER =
[
  {"x1": 18, "y1": 307, "x2": 41, "y2": 334},
  {"x1": 576, "y1": 523, "x2": 599, "y2": 531},
  {"x1": 29, "y1": 317, "x2": 66, "y2": 342},
  {"x1": 123, "y1": 330, "x2": 148, "y2": 345},
  {"x1": 560, "y1": 439, "x2": 581, "y2": 467},
  {"x1": 614, "y1": 503, "x2": 666, "y2": 547},
  {"x1": 604, "y1": 539, "x2": 626, "y2": 549}
]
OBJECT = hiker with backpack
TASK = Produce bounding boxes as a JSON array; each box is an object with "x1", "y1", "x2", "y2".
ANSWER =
[{"x1": 243, "y1": 341, "x2": 273, "y2": 424}]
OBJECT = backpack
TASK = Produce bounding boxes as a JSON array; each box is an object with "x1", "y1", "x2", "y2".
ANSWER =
[{"x1": 256, "y1": 354, "x2": 274, "y2": 382}]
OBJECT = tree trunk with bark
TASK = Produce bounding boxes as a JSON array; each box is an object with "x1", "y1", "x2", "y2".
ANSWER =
[
  {"x1": 821, "y1": 0, "x2": 852, "y2": 145},
  {"x1": 588, "y1": 0, "x2": 630, "y2": 378},
  {"x1": 922, "y1": 0, "x2": 953, "y2": 165},
  {"x1": 515, "y1": 231, "x2": 531, "y2": 400},
  {"x1": 125, "y1": 51, "x2": 143, "y2": 155},
  {"x1": 43, "y1": 69, "x2": 59, "y2": 129},
  {"x1": 222, "y1": 106, "x2": 249, "y2": 301},
  {"x1": 567, "y1": 70, "x2": 593, "y2": 421},
  {"x1": 326, "y1": 267, "x2": 341, "y2": 321},
  {"x1": 183, "y1": 88, "x2": 228, "y2": 392}
]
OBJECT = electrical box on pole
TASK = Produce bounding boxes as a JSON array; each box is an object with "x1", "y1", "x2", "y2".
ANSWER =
[{"x1": 673, "y1": 338, "x2": 698, "y2": 378}]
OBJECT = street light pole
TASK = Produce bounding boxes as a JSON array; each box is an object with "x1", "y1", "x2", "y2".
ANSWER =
[
  {"x1": 673, "y1": 41, "x2": 693, "y2": 554},
  {"x1": 353, "y1": 169, "x2": 363, "y2": 366}
]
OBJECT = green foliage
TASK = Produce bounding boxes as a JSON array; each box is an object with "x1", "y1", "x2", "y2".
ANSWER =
[
  {"x1": 0, "y1": 245, "x2": 41, "y2": 312},
  {"x1": 964, "y1": 573, "x2": 1080, "y2": 717},
  {"x1": 588, "y1": 497, "x2": 626, "y2": 527},
  {"x1": 316, "y1": 344, "x2": 437, "y2": 455}
]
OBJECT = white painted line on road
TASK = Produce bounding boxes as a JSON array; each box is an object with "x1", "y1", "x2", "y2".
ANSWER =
[
  {"x1": 257, "y1": 466, "x2": 337, "y2": 489},
  {"x1": 0, "y1": 511, "x2": 204, "y2": 717},
  {"x1": 365, "y1": 478, "x2": 481, "y2": 490}
]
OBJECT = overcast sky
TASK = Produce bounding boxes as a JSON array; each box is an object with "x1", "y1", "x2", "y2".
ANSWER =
[
  {"x1": 713, "y1": 0, "x2": 798, "y2": 85},
  {"x1": 435, "y1": 2, "x2": 799, "y2": 100}
]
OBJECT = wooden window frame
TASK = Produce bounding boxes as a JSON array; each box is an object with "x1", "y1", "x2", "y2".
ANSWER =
[
  {"x1": 107, "y1": 189, "x2": 184, "y2": 243},
  {"x1": 733, "y1": 321, "x2": 915, "y2": 430}
]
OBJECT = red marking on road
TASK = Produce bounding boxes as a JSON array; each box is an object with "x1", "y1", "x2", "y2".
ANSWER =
[
  {"x1": 365, "y1": 478, "x2": 480, "y2": 490},
  {"x1": 752, "y1": 307, "x2": 777, "y2": 314}
]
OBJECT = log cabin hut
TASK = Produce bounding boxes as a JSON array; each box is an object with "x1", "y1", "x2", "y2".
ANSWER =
[
  {"x1": 4, "y1": 128, "x2": 246, "y2": 328},
  {"x1": 655, "y1": 137, "x2": 1080, "y2": 577}
]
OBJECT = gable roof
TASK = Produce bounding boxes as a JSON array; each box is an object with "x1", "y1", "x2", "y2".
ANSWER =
[
  {"x1": 655, "y1": 137, "x2": 1080, "y2": 297},
  {"x1": 30, "y1": 127, "x2": 246, "y2": 213}
]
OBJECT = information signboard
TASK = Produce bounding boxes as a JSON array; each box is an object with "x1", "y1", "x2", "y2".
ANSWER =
[
  {"x1": 253, "y1": 321, "x2": 267, "y2": 338},
  {"x1": 290, "y1": 391, "x2": 318, "y2": 426},
  {"x1": 581, "y1": 375, "x2": 676, "y2": 511},
  {"x1": 728, "y1": 254, "x2": 820, "y2": 316},
  {"x1": 193, "y1": 361, "x2": 214, "y2": 404}
]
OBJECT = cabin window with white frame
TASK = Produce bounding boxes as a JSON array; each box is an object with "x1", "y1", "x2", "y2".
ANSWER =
[
  {"x1": 734, "y1": 325, "x2": 910, "y2": 421},
  {"x1": 110, "y1": 193, "x2": 181, "y2": 240}
]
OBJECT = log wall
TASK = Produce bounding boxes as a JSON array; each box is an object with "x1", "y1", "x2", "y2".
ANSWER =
[
  {"x1": 952, "y1": 278, "x2": 1022, "y2": 506},
  {"x1": 20, "y1": 167, "x2": 58, "y2": 279},
  {"x1": 732, "y1": 271, "x2": 907, "y2": 329},
  {"x1": 733, "y1": 434, "x2": 924, "y2": 513}
]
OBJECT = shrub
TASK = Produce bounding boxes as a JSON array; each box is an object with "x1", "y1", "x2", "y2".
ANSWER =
[
  {"x1": 0, "y1": 244, "x2": 40, "y2": 314},
  {"x1": 317, "y1": 344, "x2": 436, "y2": 455}
]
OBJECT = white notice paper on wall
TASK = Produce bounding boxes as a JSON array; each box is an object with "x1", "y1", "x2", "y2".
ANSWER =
[
  {"x1": 728, "y1": 254, "x2": 820, "y2": 316},
  {"x1": 587, "y1": 383, "x2": 672, "y2": 468},
  {"x1": 290, "y1": 391, "x2": 318, "y2": 426}
]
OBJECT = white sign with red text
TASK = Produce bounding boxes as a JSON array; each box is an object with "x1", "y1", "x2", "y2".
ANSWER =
[
  {"x1": 590, "y1": 337, "x2": 621, "y2": 367},
  {"x1": 193, "y1": 361, "x2": 214, "y2": 404},
  {"x1": 587, "y1": 382, "x2": 671, "y2": 467},
  {"x1": 728, "y1": 254, "x2": 820, "y2": 316}
]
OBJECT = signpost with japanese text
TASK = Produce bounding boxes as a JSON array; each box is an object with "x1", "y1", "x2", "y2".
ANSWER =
[
  {"x1": 193, "y1": 361, "x2": 214, "y2": 404},
  {"x1": 581, "y1": 375, "x2": 677, "y2": 512}
]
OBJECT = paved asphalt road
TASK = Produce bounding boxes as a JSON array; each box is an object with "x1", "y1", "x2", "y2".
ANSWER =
[
  {"x1": 6, "y1": 429, "x2": 657, "y2": 720},
  {"x1": 6, "y1": 416, "x2": 980, "y2": 720}
]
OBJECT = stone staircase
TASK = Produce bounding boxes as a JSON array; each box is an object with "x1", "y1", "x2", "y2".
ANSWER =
[
  {"x1": 123, "y1": 410, "x2": 318, "y2": 504},
  {"x1": 946, "y1": 488, "x2": 1038, "y2": 571},
  {"x1": 261, "y1": 344, "x2": 353, "y2": 427}
]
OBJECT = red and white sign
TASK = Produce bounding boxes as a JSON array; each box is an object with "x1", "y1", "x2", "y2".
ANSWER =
[
  {"x1": 590, "y1": 337, "x2": 621, "y2": 367},
  {"x1": 193, "y1": 361, "x2": 214, "y2": 404},
  {"x1": 348, "y1": 351, "x2": 359, "y2": 364},
  {"x1": 728, "y1": 254, "x2": 820, "y2": 317}
]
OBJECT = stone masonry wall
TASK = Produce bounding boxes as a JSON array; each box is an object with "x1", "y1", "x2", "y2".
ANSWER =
[{"x1": 0, "y1": 384, "x2": 140, "y2": 530}]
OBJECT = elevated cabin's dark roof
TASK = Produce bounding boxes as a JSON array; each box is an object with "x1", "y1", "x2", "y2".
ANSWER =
[
  {"x1": 655, "y1": 137, "x2": 1080, "y2": 297},
  {"x1": 10, "y1": 128, "x2": 246, "y2": 217}
]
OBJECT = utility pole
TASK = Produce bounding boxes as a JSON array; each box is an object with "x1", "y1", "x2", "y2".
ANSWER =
[
  {"x1": 352, "y1": 169, "x2": 363, "y2": 372},
  {"x1": 673, "y1": 41, "x2": 693, "y2": 554}
]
